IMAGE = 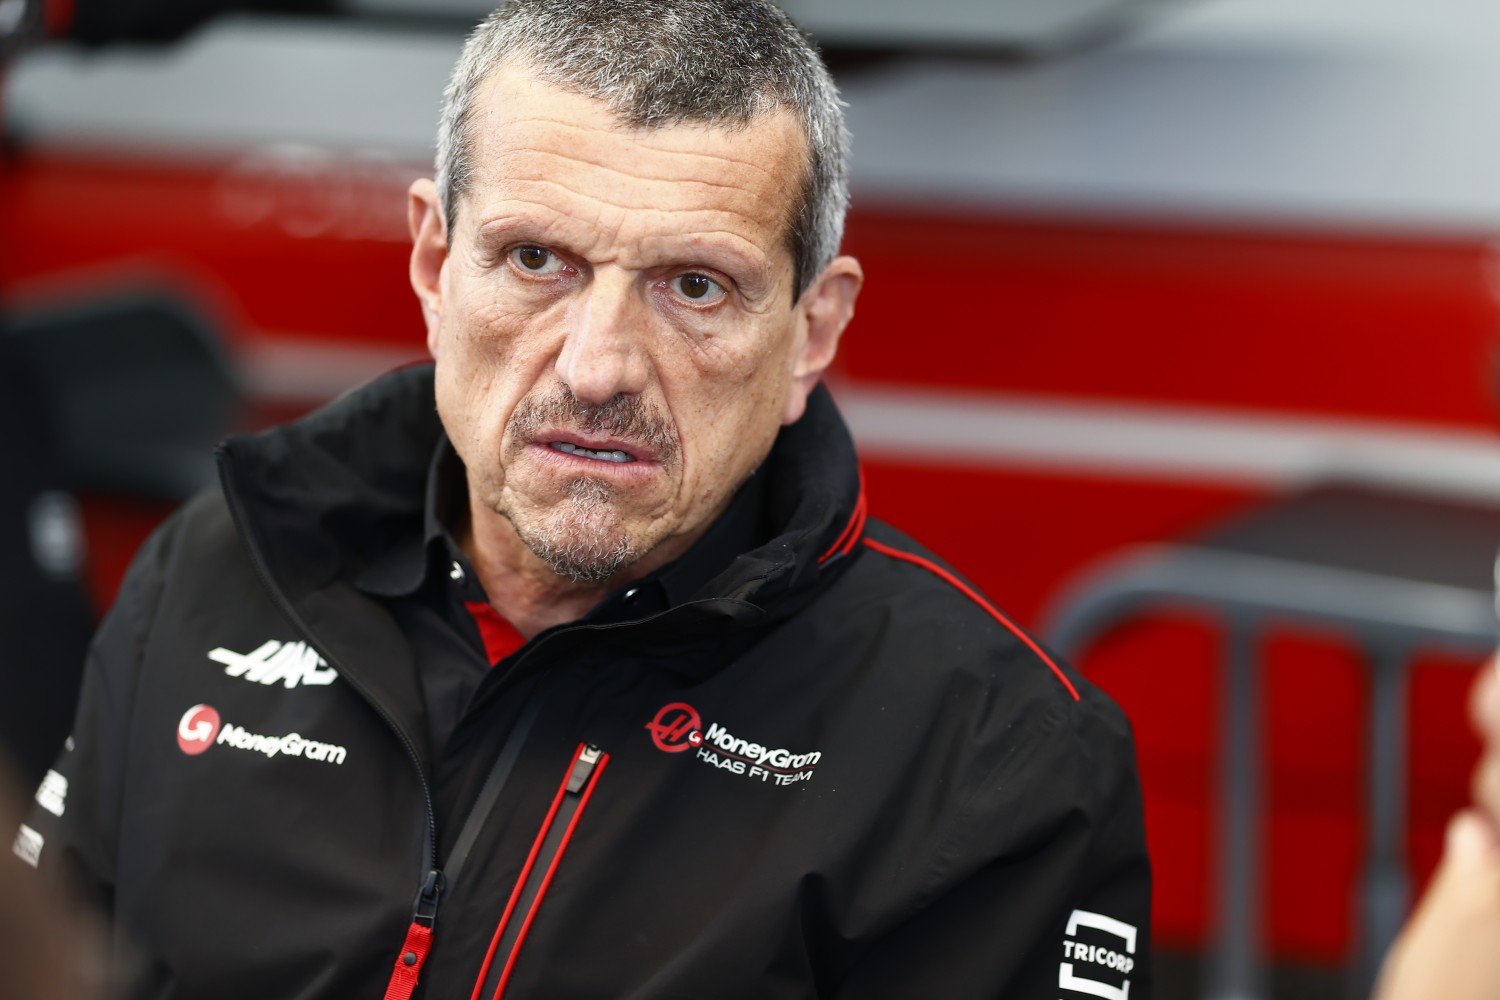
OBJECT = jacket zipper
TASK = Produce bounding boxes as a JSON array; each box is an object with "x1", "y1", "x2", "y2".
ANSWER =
[
  {"x1": 470, "y1": 742, "x2": 610, "y2": 1000},
  {"x1": 216, "y1": 455, "x2": 445, "y2": 999}
]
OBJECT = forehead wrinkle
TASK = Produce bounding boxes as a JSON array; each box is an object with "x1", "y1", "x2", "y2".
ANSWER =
[
  {"x1": 499, "y1": 177, "x2": 769, "y2": 226},
  {"x1": 487, "y1": 143, "x2": 785, "y2": 210},
  {"x1": 497, "y1": 110, "x2": 798, "y2": 186},
  {"x1": 468, "y1": 76, "x2": 805, "y2": 283},
  {"x1": 483, "y1": 165, "x2": 779, "y2": 236},
  {"x1": 522, "y1": 151, "x2": 771, "y2": 196}
]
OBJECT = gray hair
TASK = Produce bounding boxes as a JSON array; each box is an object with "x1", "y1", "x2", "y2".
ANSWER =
[{"x1": 435, "y1": 0, "x2": 849, "y2": 298}]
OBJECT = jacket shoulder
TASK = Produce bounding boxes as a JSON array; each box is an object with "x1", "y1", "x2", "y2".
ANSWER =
[
  {"x1": 839, "y1": 518, "x2": 1141, "y2": 823},
  {"x1": 848, "y1": 519, "x2": 1115, "y2": 715},
  {"x1": 110, "y1": 487, "x2": 230, "y2": 598},
  {"x1": 168, "y1": 485, "x2": 239, "y2": 554},
  {"x1": 104, "y1": 485, "x2": 251, "y2": 651}
]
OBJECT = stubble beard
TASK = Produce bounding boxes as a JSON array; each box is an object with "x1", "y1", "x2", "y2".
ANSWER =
[
  {"x1": 502, "y1": 383, "x2": 680, "y2": 583},
  {"x1": 512, "y1": 476, "x2": 636, "y2": 583}
]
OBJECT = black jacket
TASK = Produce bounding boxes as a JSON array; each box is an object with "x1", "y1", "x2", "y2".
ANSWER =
[{"x1": 26, "y1": 366, "x2": 1151, "y2": 999}]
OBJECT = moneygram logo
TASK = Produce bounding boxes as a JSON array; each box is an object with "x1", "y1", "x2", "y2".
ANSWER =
[
  {"x1": 174, "y1": 703, "x2": 347, "y2": 765},
  {"x1": 177, "y1": 704, "x2": 221, "y2": 755},
  {"x1": 645, "y1": 702, "x2": 701, "y2": 753},
  {"x1": 644, "y1": 703, "x2": 822, "y2": 787}
]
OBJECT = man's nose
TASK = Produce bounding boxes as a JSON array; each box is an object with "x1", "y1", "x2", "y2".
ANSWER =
[{"x1": 555, "y1": 272, "x2": 651, "y2": 404}]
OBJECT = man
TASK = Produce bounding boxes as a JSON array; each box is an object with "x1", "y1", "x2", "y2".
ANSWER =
[{"x1": 20, "y1": 2, "x2": 1151, "y2": 997}]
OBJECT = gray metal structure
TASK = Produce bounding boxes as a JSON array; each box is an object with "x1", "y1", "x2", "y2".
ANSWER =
[{"x1": 1044, "y1": 484, "x2": 1500, "y2": 999}]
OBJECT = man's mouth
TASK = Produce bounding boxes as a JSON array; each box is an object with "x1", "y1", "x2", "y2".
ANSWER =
[{"x1": 549, "y1": 441, "x2": 637, "y2": 464}]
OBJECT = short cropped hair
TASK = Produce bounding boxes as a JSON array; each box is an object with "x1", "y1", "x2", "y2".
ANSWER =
[{"x1": 435, "y1": 0, "x2": 849, "y2": 298}]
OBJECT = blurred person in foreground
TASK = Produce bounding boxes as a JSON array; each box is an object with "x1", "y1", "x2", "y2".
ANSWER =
[
  {"x1": 17, "y1": 2, "x2": 1150, "y2": 997},
  {"x1": 0, "y1": 763, "x2": 99, "y2": 1000},
  {"x1": 1376, "y1": 663, "x2": 1500, "y2": 999}
]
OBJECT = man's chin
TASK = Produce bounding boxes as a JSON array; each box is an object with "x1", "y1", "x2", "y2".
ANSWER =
[
  {"x1": 525, "y1": 529, "x2": 635, "y2": 583},
  {"x1": 511, "y1": 496, "x2": 639, "y2": 584}
]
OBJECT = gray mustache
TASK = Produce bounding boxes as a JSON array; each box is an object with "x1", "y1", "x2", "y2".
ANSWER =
[{"x1": 512, "y1": 386, "x2": 679, "y2": 467}]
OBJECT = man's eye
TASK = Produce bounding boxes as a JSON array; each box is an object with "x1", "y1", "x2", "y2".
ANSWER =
[
  {"x1": 510, "y1": 246, "x2": 565, "y2": 274},
  {"x1": 670, "y1": 272, "x2": 726, "y2": 303}
]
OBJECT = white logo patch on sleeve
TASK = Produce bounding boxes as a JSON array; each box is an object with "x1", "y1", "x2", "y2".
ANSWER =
[
  {"x1": 12, "y1": 824, "x2": 43, "y2": 868},
  {"x1": 34, "y1": 769, "x2": 68, "y2": 817},
  {"x1": 1059, "y1": 908, "x2": 1137, "y2": 1000}
]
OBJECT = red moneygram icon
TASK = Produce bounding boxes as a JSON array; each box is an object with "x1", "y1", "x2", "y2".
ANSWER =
[
  {"x1": 177, "y1": 704, "x2": 221, "y2": 755},
  {"x1": 645, "y1": 702, "x2": 702, "y2": 753}
]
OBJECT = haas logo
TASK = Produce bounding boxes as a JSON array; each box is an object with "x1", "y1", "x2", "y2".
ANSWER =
[
  {"x1": 177, "y1": 704, "x2": 221, "y2": 755},
  {"x1": 645, "y1": 702, "x2": 702, "y2": 753}
]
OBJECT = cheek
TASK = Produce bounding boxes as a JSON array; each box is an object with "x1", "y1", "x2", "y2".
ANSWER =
[
  {"x1": 721, "y1": 331, "x2": 799, "y2": 424},
  {"x1": 676, "y1": 343, "x2": 772, "y2": 447},
  {"x1": 687, "y1": 314, "x2": 797, "y2": 386},
  {"x1": 675, "y1": 341, "x2": 795, "y2": 489},
  {"x1": 444, "y1": 281, "x2": 564, "y2": 383},
  {"x1": 449, "y1": 288, "x2": 530, "y2": 351},
  {"x1": 433, "y1": 353, "x2": 486, "y2": 446},
  {"x1": 432, "y1": 314, "x2": 527, "y2": 460}
]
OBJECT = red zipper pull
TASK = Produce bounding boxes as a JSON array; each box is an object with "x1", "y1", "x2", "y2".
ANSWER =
[{"x1": 384, "y1": 868, "x2": 444, "y2": 1000}]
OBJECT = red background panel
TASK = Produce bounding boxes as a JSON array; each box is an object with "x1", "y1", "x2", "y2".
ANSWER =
[
  {"x1": 3, "y1": 153, "x2": 422, "y2": 349},
  {"x1": 840, "y1": 208, "x2": 1500, "y2": 430}
]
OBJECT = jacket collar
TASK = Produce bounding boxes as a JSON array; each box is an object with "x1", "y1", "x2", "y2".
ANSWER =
[
  {"x1": 216, "y1": 364, "x2": 866, "y2": 716},
  {"x1": 351, "y1": 432, "x2": 774, "y2": 622}
]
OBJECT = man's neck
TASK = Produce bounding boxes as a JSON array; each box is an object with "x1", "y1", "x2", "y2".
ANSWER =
[{"x1": 462, "y1": 527, "x2": 607, "y2": 638}]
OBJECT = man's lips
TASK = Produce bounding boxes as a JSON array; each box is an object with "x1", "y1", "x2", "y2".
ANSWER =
[
  {"x1": 550, "y1": 441, "x2": 634, "y2": 464},
  {"x1": 535, "y1": 430, "x2": 658, "y2": 466}
]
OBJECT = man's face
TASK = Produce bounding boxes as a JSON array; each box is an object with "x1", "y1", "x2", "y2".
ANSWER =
[{"x1": 410, "y1": 60, "x2": 858, "y2": 583}]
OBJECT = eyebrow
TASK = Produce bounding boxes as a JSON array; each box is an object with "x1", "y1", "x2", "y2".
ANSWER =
[
  {"x1": 474, "y1": 212, "x2": 777, "y2": 296},
  {"x1": 472, "y1": 211, "x2": 570, "y2": 254}
]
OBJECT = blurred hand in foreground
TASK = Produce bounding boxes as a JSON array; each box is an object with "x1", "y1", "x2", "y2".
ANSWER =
[
  {"x1": 1469, "y1": 663, "x2": 1500, "y2": 827},
  {"x1": 1373, "y1": 662, "x2": 1500, "y2": 1000}
]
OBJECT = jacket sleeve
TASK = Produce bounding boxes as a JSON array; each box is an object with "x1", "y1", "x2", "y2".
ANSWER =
[
  {"x1": 832, "y1": 691, "x2": 1153, "y2": 1000},
  {"x1": 15, "y1": 514, "x2": 178, "y2": 913}
]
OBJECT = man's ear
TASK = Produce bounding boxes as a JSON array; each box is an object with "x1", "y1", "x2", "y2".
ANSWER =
[
  {"x1": 408, "y1": 178, "x2": 448, "y2": 358},
  {"x1": 783, "y1": 255, "x2": 863, "y2": 425}
]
